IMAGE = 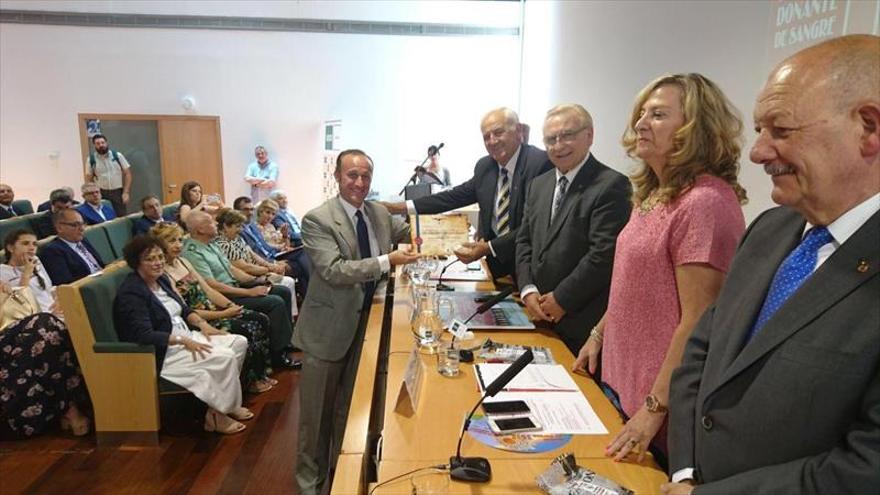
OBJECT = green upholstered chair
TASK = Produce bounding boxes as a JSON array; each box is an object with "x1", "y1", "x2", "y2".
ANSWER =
[
  {"x1": 11, "y1": 199, "x2": 34, "y2": 215},
  {"x1": 59, "y1": 263, "x2": 187, "y2": 446},
  {"x1": 0, "y1": 215, "x2": 37, "y2": 246},
  {"x1": 102, "y1": 218, "x2": 133, "y2": 259},
  {"x1": 162, "y1": 202, "x2": 179, "y2": 222},
  {"x1": 83, "y1": 226, "x2": 115, "y2": 265}
]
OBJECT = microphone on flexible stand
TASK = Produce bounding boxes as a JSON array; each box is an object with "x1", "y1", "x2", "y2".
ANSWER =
[
  {"x1": 449, "y1": 349, "x2": 534, "y2": 482},
  {"x1": 435, "y1": 258, "x2": 458, "y2": 292},
  {"x1": 398, "y1": 142, "x2": 445, "y2": 195}
]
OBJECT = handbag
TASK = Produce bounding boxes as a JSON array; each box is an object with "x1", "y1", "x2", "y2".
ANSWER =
[{"x1": 0, "y1": 286, "x2": 39, "y2": 330}]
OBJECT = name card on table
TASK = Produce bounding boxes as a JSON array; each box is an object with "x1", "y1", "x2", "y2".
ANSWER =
[{"x1": 394, "y1": 347, "x2": 424, "y2": 417}]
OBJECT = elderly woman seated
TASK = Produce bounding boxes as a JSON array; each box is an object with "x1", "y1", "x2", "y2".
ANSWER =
[{"x1": 113, "y1": 235, "x2": 252, "y2": 434}]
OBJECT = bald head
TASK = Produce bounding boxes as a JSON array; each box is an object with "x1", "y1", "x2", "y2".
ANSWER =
[
  {"x1": 185, "y1": 211, "x2": 216, "y2": 241},
  {"x1": 769, "y1": 35, "x2": 879, "y2": 113},
  {"x1": 750, "y1": 34, "x2": 880, "y2": 226}
]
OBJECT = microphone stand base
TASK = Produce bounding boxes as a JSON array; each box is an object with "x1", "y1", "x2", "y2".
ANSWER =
[
  {"x1": 449, "y1": 456, "x2": 491, "y2": 482},
  {"x1": 435, "y1": 283, "x2": 454, "y2": 291}
]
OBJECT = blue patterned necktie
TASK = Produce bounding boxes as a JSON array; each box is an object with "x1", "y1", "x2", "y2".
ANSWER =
[
  {"x1": 747, "y1": 226, "x2": 833, "y2": 341},
  {"x1": 355, "y1": 210, "x2": 375, "y2": 297}
]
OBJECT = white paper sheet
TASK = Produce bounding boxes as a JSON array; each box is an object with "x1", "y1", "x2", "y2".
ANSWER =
[{"x1": 475, "y1": 364, "x2": 580, "y2": 393}]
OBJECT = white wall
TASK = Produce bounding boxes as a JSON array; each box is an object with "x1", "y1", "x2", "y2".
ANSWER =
[
  {"x1": 521, "y1": 0, "x2": 775, "y2": 221},
  {"x1": 0, "y1": 13, "x2": 520, "y2": 214}
]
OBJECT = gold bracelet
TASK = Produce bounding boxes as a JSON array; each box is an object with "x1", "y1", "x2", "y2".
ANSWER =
[{"x1": 589, "y1": 326, "x2": 603, "y2": 343}]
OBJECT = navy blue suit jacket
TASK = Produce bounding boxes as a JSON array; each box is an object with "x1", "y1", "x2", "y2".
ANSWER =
[
  {"x1": 131, "y1": 216, "x2": 171, "y2": 236},
  {"x1": 0, "y1": 204, "x2": 25, "y2": 220},
  {"x1": 113, "y1": 272, "x2": 193, "y2": 370},
  {"x1": 77, "y1": 203, "x2": 117, "y2": 225},
  {"x1": 39, "y1": 237, "x2": 106, "y2": 285}
]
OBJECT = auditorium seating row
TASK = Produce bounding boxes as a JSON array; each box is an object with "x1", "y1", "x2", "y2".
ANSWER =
[
  {"x1": 0, "y1": 201, "x2": 179, "y2": 259},
  {"x1": 1, "y1": 201, "x2": 185, "y2": 445}
]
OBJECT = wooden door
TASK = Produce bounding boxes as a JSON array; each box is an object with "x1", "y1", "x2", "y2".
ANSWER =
[{"x1": 158, "y1": 118, "x2": 224, "y2": 204}]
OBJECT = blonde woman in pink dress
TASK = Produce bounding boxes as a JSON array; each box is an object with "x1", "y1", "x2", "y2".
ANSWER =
[{"x1": 573, "y1": 73, "x2": 747, "y2": 464}]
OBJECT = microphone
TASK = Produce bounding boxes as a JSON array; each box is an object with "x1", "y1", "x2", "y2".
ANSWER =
[
  {"x1": 428, "y1": 142, "x2": 445, "y2": 156},
  {"x1": 435, "y1": 258, "x2": 458, "y2": 292},
  {"x1": 450, "y1": 349, "x2": 535, "y2": 482},
  {"x1": 463, "y1": 286, "x2": 515, "y2": 324}
]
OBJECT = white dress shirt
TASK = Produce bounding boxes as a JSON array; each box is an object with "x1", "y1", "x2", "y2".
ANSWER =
[{"x1": 338, "y1": 197, "x2": 390, "y2": 273}]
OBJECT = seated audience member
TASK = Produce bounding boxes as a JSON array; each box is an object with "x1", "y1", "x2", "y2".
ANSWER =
[
  {"x1": 269, "y1": 190, "x2": 313, "y2": 291},
  {"x1": 37, "y1": 186, "x2": 79, "y2": 212},
  {"x1": 0, "y1": 183, "x2": 26, "y2": 219},
  {"x1": 1, "y1": 230, "x2": 90, "y2": 438},
  {"x1": 235, "y1": 196, "x2": 310, "y2": 295},
  {"x1": 214, "y1": 208, "x2": 298, "y2": 314},
  {"x1": 516, "y1": 103, "x2": 632, "y2": 356},
  {"x1": 182, "y1": 211, "x2": 300, "y2": 369},
  {"x1": 2, "y1": 229, "x2": 63, "y2": 317},
  {"x1": 269, "y1": 190, "x2": 304, "y2": 247},
  {"x1": 132, "y1": 195, "x2": 169, "y2": 236},
  {"x1": 152, "y1": 223, "x2": 276, "y2": 393},
  {"x1": 178, "y1": 181, "x2": 222, "y2": 225},
  {"x1": 571, "y1": 74, "x2": 746, "y2": 465},
  {"x1": 38, "y1": 209, "x2": 105, "y2": 285},
  {"x1": 76, "y1": 182, "x2": 116, "y2": 225},
  {"x1": 255, "y1": 199, "x2": 290, "y2": 252},
  {"x1": 244, "y1": 145, "x2": 279, "y2": 203},
  {"x1": 113, "y1": 235, "x2": 252, "y2": 435},
  {"x1": 33, "y1": 189, "x2": 75, "y2": 239},
  {"x1": 662, "y1": 35, "x2": 880, "y2": 494}
]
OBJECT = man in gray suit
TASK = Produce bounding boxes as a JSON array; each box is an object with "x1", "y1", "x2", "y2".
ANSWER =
[
  {"x1": 295, "y1": 149, "x2": 419, "y2": 495},
  {"x1": 516, "y1": 104, "x2": 631, "y2": 355},
  {"x1": 663, "y1": 35, "x2": 880, "y2": 494}
]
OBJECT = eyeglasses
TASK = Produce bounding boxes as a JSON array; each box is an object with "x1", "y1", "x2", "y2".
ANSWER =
[
  {"x1": 543, "y1": 126, "x2": 588, "y2": 147},
  {"x1": 59, "y1": 221, "x2": 85, "y2": 228}
]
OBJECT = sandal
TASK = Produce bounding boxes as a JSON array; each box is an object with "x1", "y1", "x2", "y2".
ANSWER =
[
  {"x1": 61, "y1": 415, "x2": 91, "y2": 437},
  {"x1": 204, "y1": 410, "x2": 246, "y2": 435},
  {"x1": 248, "y1": 380, "x2": 273, "y2": 394},
  {"x1": 229, "y1": 407, "x2": 254, "y2": 421}
]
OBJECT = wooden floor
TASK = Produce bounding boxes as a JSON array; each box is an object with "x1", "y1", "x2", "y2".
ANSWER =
[{"x1": 0, "y1": 367, "x2": 302, "y2": 495}]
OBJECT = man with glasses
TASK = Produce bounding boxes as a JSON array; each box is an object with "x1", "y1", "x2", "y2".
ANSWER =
[
  {"x1": 76, "y1": 182, "x2": 117, "y2": 225},
  {"x1": 39, "y1": 208, "x2": 106, "y2": 285},
  {"x1": 382, "y1": 107, "x2": 552, "y2": 279},
  {"x1": 516, "y1": 104, "x2": 631, "y2": 354}
]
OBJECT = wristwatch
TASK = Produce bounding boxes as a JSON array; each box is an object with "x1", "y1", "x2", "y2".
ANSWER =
[{"x1": 645, "y1": 394, "x2": 668, "y2": 414}]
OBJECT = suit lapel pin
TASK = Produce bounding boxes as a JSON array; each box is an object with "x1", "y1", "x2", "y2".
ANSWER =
[{"x1": 857, "y1": 259, "x2": 869, "y2": 273}]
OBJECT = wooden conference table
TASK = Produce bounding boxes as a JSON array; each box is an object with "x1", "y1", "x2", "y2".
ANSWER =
[{"x1": 330, "y1": 270, "x2": 666, "y2": 494}]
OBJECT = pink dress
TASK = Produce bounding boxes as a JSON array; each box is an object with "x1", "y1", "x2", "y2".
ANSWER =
[{"x1": 602, "y1": 175, "x2": 745, "y2": 426}]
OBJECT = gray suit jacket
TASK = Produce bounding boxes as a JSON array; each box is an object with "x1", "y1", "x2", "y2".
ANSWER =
[
  {"x1": 293, "y1": 197, "x2": 411, "y2": 362},
  {"x1": 516, "y1": 154, "x2": 631, "y2": 353},
  {"x1": 669, "y1": 207, "x2": 880, "y2": 494}
]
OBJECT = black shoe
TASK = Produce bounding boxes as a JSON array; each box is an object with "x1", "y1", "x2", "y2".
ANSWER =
[{"x1": 280, "y1": 355, "x2": 302, "y2": 370}]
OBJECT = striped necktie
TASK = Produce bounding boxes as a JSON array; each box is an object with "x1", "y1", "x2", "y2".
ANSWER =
[
  {"x1": 746, "y1": 226, "x2": 833, "y2": 342},
  {"x1": 494, "y1": 167, "x2": 511, "y2": 235},
  {"x1": 75, "y1": 242, "x2": 102, "y2": 273},
  {"x1": 551, "y1": 176, "x2": 569, "y2": 222}
]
